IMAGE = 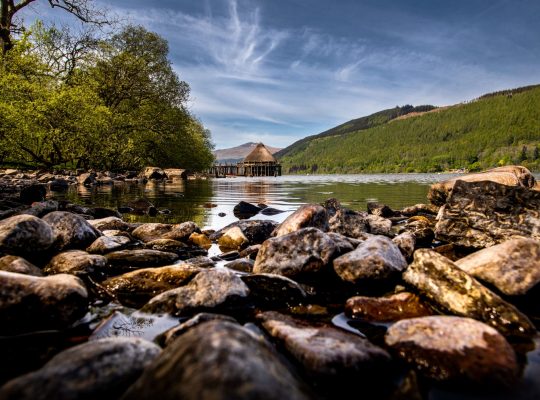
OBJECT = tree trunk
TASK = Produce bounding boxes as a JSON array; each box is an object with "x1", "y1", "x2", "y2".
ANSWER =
[{"x1": 0, "y1": 0, "x2": 13, "y2": 54}]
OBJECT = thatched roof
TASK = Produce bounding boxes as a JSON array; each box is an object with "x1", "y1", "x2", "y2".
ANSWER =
[{"x1": 243, "y1": 143, "x2": 278, "y2": 163}]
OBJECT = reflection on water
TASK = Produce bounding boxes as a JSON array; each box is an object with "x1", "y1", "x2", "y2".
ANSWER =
[{"x1": 52, "y1": 174, "x2": 459, "y2": 229}]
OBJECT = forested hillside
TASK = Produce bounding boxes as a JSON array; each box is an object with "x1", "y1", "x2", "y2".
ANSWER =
[{"x1": 278, "y1": 86, "x2": 540, "y2": 173}]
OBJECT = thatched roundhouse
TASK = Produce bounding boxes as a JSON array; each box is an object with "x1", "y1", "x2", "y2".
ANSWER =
[{"x1": 238, "y1": 143, "x2": 282, "y2": 176}]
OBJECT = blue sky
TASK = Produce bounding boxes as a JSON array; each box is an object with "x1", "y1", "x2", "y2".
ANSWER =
[{"x1": 24, "y1": 0, "x2": 540, "y2": 149}]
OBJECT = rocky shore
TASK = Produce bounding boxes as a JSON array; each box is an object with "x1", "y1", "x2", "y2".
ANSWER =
[{"x1": 0, "y1": 165, "x2": 539, "y2": 399}]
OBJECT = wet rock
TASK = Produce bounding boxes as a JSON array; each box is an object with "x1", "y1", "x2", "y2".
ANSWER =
[
  {"x1": 385, "y1": 316, "x2": 519, "y2": 386},
  {"x1": 160, "y1": 313, "x2": 237, "y2": 346},
  {"x1": 242, "y1": 273, "x2": 307, "y2": 307},
  {"x1": 403, "y1": 249, "x2": 535, "y2": 337},
  {"x1": 144, "y1": 238, "x2": 187, "y2": 252},
  {"x1": 428, "y1": 165, "x2": 536, "y2": 206},
  {"x1": 121, "y1": 321, "x2": 311, "y2": 400},
  {"x1": 188, "y1": 232, "x2": 212, "y2": 248},
  {"x1": 325, "y1": 199, "x2": 369, "y2": 238},
  {"x1": 42, "y1": 211, "x2": 101, "y2": 251},
  {"x1": 455, "y1": 238, "x2": 540, "y2": 296},
  {"x1": 18, "y1": 200, "x2": 59, "y2": 217},
  {"x1": 105, "y1": 249, "x2": 178, "y2": 271},
  {"x1": 367, "y1": 202, "x2": 396, "y2": 218},
  {"x1": 126, "y1": 198, "x2": 155, "y2": 214},
  {"x1": 366, "y1": 214, "x2": 393, "y2": 236},
  {"x1": 86, "y1": 235, "x2": 131, "y2": 254},
  {"x1": 345, "y1": 292, "x2": 432, "y2": 322},
  {"x1": 233, "y1": 201, "x2": 261, "y2": 219},
  {"x1": 434, "y1": 180, "x2": 540, "y2": 247},
  {"x1": 253, "y1": 227, "x2": 337, "y2": 279},
  {"x1": 142, "y1": 268, "x2": 249, "y2": 315},
  {"x1": 48, "y1": 178, "x2": 70, "y2": 191},
  {"x1": 239, "y1": 244, "x2": 261, "y2": 260},
  {"x1": 161, "y1": 221, "x2": 200, "y2": 242},
  {"x1": 210, "y1": 220, "x2": 278, "y2": 245},
  {"x1": 260, "y1": 207, "x2": 285, "y2": 215},
  {"x1": 0, "y1": 271, "x2": 88, "y2": 334},
  {"x1": 102, "y1": 264, "x2": 201, "y2": 307},
  {"x1": 184, "y1": 255, "x2": 216, "y2": 269},
  {"x1": 403, "y1": 216, "x2": 434, "y2": 246},
  {"x1": 218, "y1": 226, "x2": 249, "y2": 250},
  {"x1": 140, "y1": 166, "x2": 167, "y2": 180},
  {"x1": 327, "y1": 232, "x2": 361, "y2": 255},
  {"x1": 0, "y1": 337, "x2": 161, "y2": 400},
  {"x1": 0, "y1": 255, "x2": 42, "y2": 276},
  {"x1": 274, "y1": 203, "x2": 328, "y2": 237},
  {"x1": 218, "y1": 212, "x2": 226, "y2": 217},
  {"x1": 258, "y1": 311, "x2": 390, "y2": 378},
  {"x1": 0, "y1": 214, "x2": 54, "y2": 256},
  {"x1": 44, "y1": 250, "x2": 106, "y2": 276},
  {"x1": 131, "y1": 223, "x2": 172, "y2": 242},
  {"x1": 400, "y1": 203, "x2": 439, "y2": 216},
  {"x1": 19, "y1": 183, "x2": 46, "y2": 204},
  {"x1": 77, "y1": 172, "x2": 96, "y2": 186},
  {"x1": 224, "y1": 258, "x2": 254, "y2": 272},
  {"x1": 333, "y1": 236, "x2": 407, "y2": 283},
  {"x1": 392, "y1": 232, "x2": 416, "y2": 259}
]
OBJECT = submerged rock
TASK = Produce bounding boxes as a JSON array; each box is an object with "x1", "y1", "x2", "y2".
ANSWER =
[
  {"x1": 0, "y1": 337, "x2": 161, "y2": 400},
  {"x1": 0, "y1": 255, "x2": 42, "y2": 276},
  {"x1": 44, "y1": 250, "x2": 106, "y2": 275},
  {"x1": 385, "y1": 316, "x2": 519, "y2": 386},
  {"x1": 333, "y1": 236, "x2": 407, "y2": 283},
  {"x1": 403, "y1": 249, "x2": 535, "y2": 337},
  {"x1": 273, "y1": 204, "x2": 328, "y2": 237},
  {"x1": 455, "y1": 238, "x2": 540, "y2": 296},
  {"x1": 0, "y1": 271, "x2": 88, "y2": 334},
  {"x1": 105, "y1": 249, "x2": 179, "y2": 271},
  {"x1": 86, "y1": 235, "x2": 131, "y2": 254},
  {"x1": 434, "y1": 180, "x2": 540, "y2": 248},
  {"x1": 253, "y1": 227, "x2": 337, "y2": 278},
  {"x1": 0, "y1": 214, "x2": 54, "y2": 256},
  {"x1": 121, "y1": 321, "x2": 311, "y2": 400},
  {"x1": 42, "y1": 211, "x2": 101, "y2": 251},
  {"x1": 345, "y1": 292, "x2": 432, "y2": 322}
]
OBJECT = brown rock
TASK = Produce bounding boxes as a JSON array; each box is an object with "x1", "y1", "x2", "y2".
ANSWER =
[
  {"x1": 0, "y1": 255, "x2": 42, "y2": 276},
  {"x1": 131, "y1": 223, "x2": 172, "y2": 242},
  {"x1": 345, "y1": 292, "x2": 432, "y2": 322},
  {"x1": 44, "y1": 250, "x2": 107, "y2": 275},
  {"x1": 0, "y1": 215, "x2": 54, "y2": 256},
  {"x1": 273, "y1": 204, "x2": 328, "y2": 237}
]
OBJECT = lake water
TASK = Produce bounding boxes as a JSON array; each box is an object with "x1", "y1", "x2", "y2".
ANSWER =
[{"x1": 55, "y1": 173, "x2": 460, "y2": 229}]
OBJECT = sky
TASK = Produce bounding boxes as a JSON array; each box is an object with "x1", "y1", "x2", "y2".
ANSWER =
[{"x1": 23, "y1": 0, "x2": 540, "y2": 149}]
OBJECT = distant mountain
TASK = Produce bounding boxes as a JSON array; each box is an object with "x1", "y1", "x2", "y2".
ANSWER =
[
  {"x1": 214, "y1": 142, "x2": 282, "y2": 163},
  {"x1": 277, "y1": 84, "x2": 540, "y2": 173}
]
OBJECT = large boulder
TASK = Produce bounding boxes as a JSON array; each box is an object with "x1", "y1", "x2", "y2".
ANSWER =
[
  {"x1": 42, "y1": 211, "x2": 101, "y2": 251},
  {"x1": 434, "y1": 180, "x2": 540, "y2": 248},
  {"x1": 428, "y1": 165, "x2": 536, "y2": 206},
  {"x1": 120, "y1": 321, "x2": 311, "y2": 400},
  {"x1": 455, "y1": 238, "x2": 540, "y2": 296},
  {"x1": 403, "y1": 249, "x2": 535, "y2": 337},
  {"x1": 273, "y1": 204, "x2": 328, "y2": 237},
  {"x1": 0, "y1": 215, "x2": 54, "y2": 256},
  {"x1": 0, "y1": 338, "x2": 161, "y2": 400}
]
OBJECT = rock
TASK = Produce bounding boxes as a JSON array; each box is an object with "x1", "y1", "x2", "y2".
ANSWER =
[
  {"x1": 392, "y1": 232, "x2": 416, "y2": 259},
  {"x1": 188, "y1": 232, "x2": 212, "y2": 248},
  {"x1": 144, "y1": 238, "x2": 187, "y2": 251},
  {"x1": 140, "y1": 166, "x2": 167, "y2": 180},
  {"x1": 260, "y1": 207, "x2": 285, "y2": 215},
  {"x1": 88, "y1": 207, "x2": 122, "y2": 219},
  {"x1": 455, "y1": 238, "x2": 540, "y2": 296},
  {"x1": 239, "y1": 244, "x2": 261, "y2": 260},
  {"x1": 345, "y1": 292, "x2": 432, "y2": 322},
  {"x1": 44, "y1": 250, "x2": 106, "y2": 276},
  {"x1": 366, "y1": 214, "x2": 393, "y2": 236},
  {"x1": 385, "y1": 316, "x2": 519, "y2": 386},
  {"x1": 434, "y1": 180, "x2": 540, "y2": 248},
  {"x1": 161, "y1": 221, "x2": 200, "y2": 241},
  {"x1": 105, "y1": 250, "x2": 179, "y2": 271},
  {"x1": 210, "y1": 220, "x2": 278, "y2": 245},
  {"x1": 273, "y1": 204, "x2": 328, "y2": 237},
  {"x1": 324, "y1": 199, "x2": 368, "y2": 238},
  {"x1": 142, "y1": 268, "x2": 249, "y2": 315},
  {"x1": 42, "y1": 211, "x2": 101, "y2": 251},
  {"x1": 258, "y1": 311, "x2": 390, "y2": 378},
  {"x1": 403, "y1": 249, "x2": 536, "y2": 337},
  {"x1": 163, "y1": 168, "x2": 187, "y2": 180},
  {"x1": 428, "y1": 165, "x2": 536, "y2": 206},
  {"x1": 224, "y1": 258, "x2": 253, "y2": 273},
  {"x1": 160, "y1": 313, "x2": 237, "y2": 346},
  {"x1": 121, "y1": 321, "x2": 311, "y2": 400},
  {"x1": 218, "y1": 212, "x2": 226, "y2": 217},
  {"x1": 403, "y1": 216, "x2": 434, "y2": 246},
  {"x1": 19, "y1": 200, "x2": 59, "y2": 217},
  {"x1": 0, "y1": 255, "x2": 42, "y2": 276},
  {"x1": 96, "y1": 176, "x2": 114, "y2": 185},
  {"x1": 0, "y1": 271, "x2": 88, "y2": 334},
  {"x1": 48, "y1": 178, "x2": 70, "y2": 191},
  {"x1": 327, "y1": 232, "x2": 361, "y2": 255},
  {"x1": 333, "y1": 236, "x2": 407, "y2": 283},
  {"x1": 86, "y1": 235, "x2": 131, "y2": 254},
  {"x1": 0, "y1": 214, "x2": 54, "y2": 256},
  {"x1": 233, "y1": 201, "x2": 261, "y2": 219},
  {"x1": 102, "y1": 264, "x2": 201, "y2": 307},
  {"x1": 367, "y1": 202, "x2": 395, "y2": 218},
  {"x1": 241, "y1": 273, "x2": 307, "y2": 307},
  {"x1": 0, "y1": 337, "x2": 161, "y2": 400},
  {"x1": 218, "y1": 226, "x2": 249, "y2": 250},
  {"x1": 253, "y1": 228, "x2": 337, "y2": 279},
  {"x1": 400, "y1": 203, "x2": 439, "y2": 216},
  {"x1": 132, "y1": 223, "x2": 173, "y2": 242},
  {"x1": 77, "y1": 172, "x2": 96, "y2": 186},
  {"x1": 126, "y1": 198, "x2": 155, "y2": 214},
  {"x1": 19, "y1": 184, "x2": 46, "y2": 204},
  {"x1": 183, "y1": 256, "x2": 216, "y2": 269}
]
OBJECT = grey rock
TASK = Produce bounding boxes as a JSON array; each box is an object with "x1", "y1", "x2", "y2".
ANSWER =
[
  {"x1": 253, "y1": 227, "x2": 337, "y2": 278},
  {"x1": 434, "y1": 180, "x2": 540, "y2": 248},
  {"x1": 327, "y1": 232, "x2": 362, "y2": 255},
  {"x1": 258, "y1": 311, "x2": 390, "y2": 377},
  {"x1": 345, "y1": 292, "x2": 432, "y2": 322},
  {"x1": 131, "y1": 223, "x2": 172, "y2": 242},
  {"x1": 161, "y1": 313, "x2": 237, "y2": 346},
  {"x1": 0, "y1": 271, "x2": 88, "y2": 334},
  {"x1": 86, "y1": 235, "x2": 131, "y2": 254},
  {"x1": 0, "y1": 337, "x2": 161, "y2": 400},
  {"x1": 18, "y1": 200, "x2": 59, "y2": 217},
  {"x1": 241, "y1": 273, "x2": 307, "y2": 307},
  {"x1": 403, "y1": 249, "x2": 536, "y2": 337},
  {"x1": 0, "y1": 215, "x2": 54, "y2": 256},
  {"x1": 366, "y1": 214, "x2": 393, "y2": 236},
  {"x1": 455, "y1": 238, "x2": 540, "y2": 296},
  {"x1": 183, "y1": 255, "x2": 216, "y2": 269},
  {"x1": 274, "y1": 204, "x2": 328, "y2": 237},
  {"x1": 42, "y1": 211, "x2": 101, "y2": 251},
  {"x1": 44, "y1": 250, "x2": 106, "y2": 275},
  {"x1": 121, "y1": 321, "x2": 311, "y2": 400},
  {"x1": 0, "y1": 255, "x2": 43, "y2": 276},
  {"x1": 385, "y1": 316, "x2": 519, "y2": 386},
  {"x1": 105, "y1": 249, "x2": 179, "y2": 271},
  {"x1": 333, "y1": 236, "x2": 407, "y2": 283},
  {"x1": 87, "y1": 217, "x2": 129, "y2": 232},
  {"x1": 392, "y1": 232, "x2": 416, "y2": 259},
  {"x1": 325, "y1": 199, "x2": 368, "y2": 238},
  {"x1": 224, "y1": 258, "x2": 254, "y2": 272},
  {"x1": 142, "y1": 268, "x2": 249, "y2": 315}
]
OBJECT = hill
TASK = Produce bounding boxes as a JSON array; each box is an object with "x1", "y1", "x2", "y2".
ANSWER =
[
  {"x1": 214, "y1": 142, "x2": 282, "y2": 163},
  {"x1": 277, "y1": 85, "x2": 540, "y2": 173}
]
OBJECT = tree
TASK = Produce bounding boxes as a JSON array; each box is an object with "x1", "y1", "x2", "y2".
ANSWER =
[{"x1": 1, "y1": 0, "x2": 109, "y2": 54}]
